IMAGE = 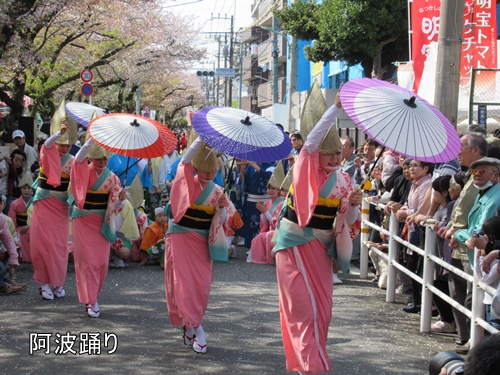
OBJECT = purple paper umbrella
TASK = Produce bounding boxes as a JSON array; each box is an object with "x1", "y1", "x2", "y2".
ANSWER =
[
  {"x1": 340, "y1": 78, "x2": 461, "y2": 163},
  {"x1": 191, "y1": 107, "x2": 292, "y2": 163}
]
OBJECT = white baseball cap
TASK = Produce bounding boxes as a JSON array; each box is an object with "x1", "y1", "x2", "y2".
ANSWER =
[{"x1": 12, "y1": 130, "x2": 25, "y2": 139}]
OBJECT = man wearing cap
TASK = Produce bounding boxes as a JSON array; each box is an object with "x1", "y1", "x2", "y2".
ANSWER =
[
  {"x1": 70, "y1": 139, "x2": 127, "y2": 318},
  {"x1": 273, "y1": 92, "x2": 362, "y2": 375},
  {"x1": 450, "y1": 157, "x2": 500, "y2": 267},
  {"x1": 165, "y1": 138, "x2": 233, "y2": 354},
  {"x1": 12, "y1": 129, "x2": 38, "y2": 175}
]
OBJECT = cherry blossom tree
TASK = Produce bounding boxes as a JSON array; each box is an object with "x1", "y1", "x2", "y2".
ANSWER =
[{"x1": 0, "y1": 0, "x2": 205, "y2": 132}]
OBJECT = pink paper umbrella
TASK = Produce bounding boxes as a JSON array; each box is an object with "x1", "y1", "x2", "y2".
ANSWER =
[{"x1": 340, "y1": 78, "x2": 461, "y2": 163}]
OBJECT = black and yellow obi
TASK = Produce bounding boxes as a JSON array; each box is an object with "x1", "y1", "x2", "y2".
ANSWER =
[
  {"x1": 16, "y1": 212, "x2": 28, "y2": 227},
  {"x1": 83, "y1": 190, "x2": 110, "y2": 210},
  {"x1": 284, "y1": 187, "x2": 340, "y2": 230},
  {"x1": 177, "y1": 203, "x2": 215, "y2": 230},
  {"x1": 37, "y1": 167, "x2": 70, "y2": 192}
]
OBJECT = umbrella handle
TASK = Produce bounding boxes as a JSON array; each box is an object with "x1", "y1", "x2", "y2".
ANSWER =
[
  {"x1": 117, "y1": 158, "x2": 142, "y2": 178},
  {"x1": 357, "y1": 146, "x2": 385, "y2": 191},
  {"x1": 225, "y1": 157, "x2": 237, "y2": 193}
]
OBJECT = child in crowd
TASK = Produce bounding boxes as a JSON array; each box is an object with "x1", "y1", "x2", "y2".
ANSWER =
[
  {"x1": 8, "y1": 173, "x2": 33, "y2": 263},
  {"x1": 139, "y1": 207, "x2": 168, "y2": 267},
  {"x1": 225, "y1": 209, "x2": 243, "y2": 259},
  {"x1": 365, "y1": 232, "x2": 389, "y2": 289},
  {"x1": 247, "y1": 161, "x2": 285, "y2": 264}
]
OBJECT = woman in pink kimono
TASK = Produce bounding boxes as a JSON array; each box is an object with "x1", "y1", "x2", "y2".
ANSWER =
[
  {"x1": 248, "y1": 161, "x2": 286, "y2": 264},
  {"x1": 8, "y1": 172, "x2": 33, "y2": 264},
  {"x1": 30, "y1": 122, "x2": 73, "y2": 300},
  {"x1": 165, "y1": 138, "x2": 231, "y2": 354},
  {"x1": 70, "y1": 139, "x2": 126, "y2": 318},
  {"x1": 273, "y1": 93, "x2": 362, "y2": 375}
]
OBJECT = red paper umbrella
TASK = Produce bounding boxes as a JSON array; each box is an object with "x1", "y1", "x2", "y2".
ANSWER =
[{"x1": 88, "y1": 113, "x2": 177, "y2": 158}]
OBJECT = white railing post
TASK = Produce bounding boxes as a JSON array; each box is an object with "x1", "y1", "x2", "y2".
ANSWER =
[
  {"x1": 470, "y1": 247, "x2": 485, "y2": 346},
  {"x1": 359, "y1": 197, "x2": 370, "y2": 278},
  {"x1": 420, "y1": 221, "x2": 437, "y2": 333},
  {"x1": 386, "y1": 212, "x2": 399, "y2": 303}
]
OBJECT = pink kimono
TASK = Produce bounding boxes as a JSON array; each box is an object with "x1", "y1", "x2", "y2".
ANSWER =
[
  {"x1": 249, "y1": 198, "x2": 284, "y2": 264},
  {"x1": 30, "y1": 140, "x2": 73, "y2": 287},
  {"x1": 165, "y1": 161, "x2": 230, "y2": 328},
  {"x1": 130, "y1": 210, "x2": 149, "y2": 262},
  {"x1": 70, "y1": 160, "x2": 122, "y2": 306},
  {"x1": 273, "y1": 105, "x2": 360, "y2": 375},
  {"x1": 8, "y1": 197, "x2": 31, "y2": 263}
]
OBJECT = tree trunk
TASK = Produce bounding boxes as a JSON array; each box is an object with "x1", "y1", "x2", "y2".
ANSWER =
[
  {"x1": 371, "y1": 36, "x2": 398, "y2": 80},
  {"x1": 371, "y1": 51, "x2": 385, "y2": 80}
]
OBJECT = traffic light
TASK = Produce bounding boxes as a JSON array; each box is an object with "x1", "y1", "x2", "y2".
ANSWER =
[{"x1": 196, "y1": 71, "x2": 215, "y2": 77}]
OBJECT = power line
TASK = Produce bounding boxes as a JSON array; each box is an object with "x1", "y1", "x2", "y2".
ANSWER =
[{"x1": 162, "y1": 0, "x2": 203, "y2": 9}]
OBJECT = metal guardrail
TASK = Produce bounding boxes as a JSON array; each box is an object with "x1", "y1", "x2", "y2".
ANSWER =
[{"x1": 359, "y1": 198, "x2": 499, "y2": 348}]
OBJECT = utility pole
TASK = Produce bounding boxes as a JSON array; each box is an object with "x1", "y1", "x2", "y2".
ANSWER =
[
  {"x1": 217, "y1": 36, "x2": 221, "y2": 106},
  {"x1": 228, "y1": 15, "x2": 234, "y2": 108},
  {"x1": 207, "y1": 14, "x2": 235, "y2": 107},
  {"x1": 433, "y1": 0, "x2": 465, "y2": 128},
  {"x1": 212, "y1": 61, "x2": 216, "y2": 105},
  {"x1": 238, "y1": 40, "x2": 244, "y2": 109},
  {"x1": 272, "y1": 15, "x2": 279, "y2": 104},
  {"x1": 224, "y1": 31, "x2": 228, "y2": 106}
]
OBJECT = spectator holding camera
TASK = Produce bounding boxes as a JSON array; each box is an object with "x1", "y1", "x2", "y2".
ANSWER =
[{"x1": 353, "y1": 138, "x2": 379, "y2": 186}]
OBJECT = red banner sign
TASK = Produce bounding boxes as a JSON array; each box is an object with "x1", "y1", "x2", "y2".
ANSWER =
[{"x1": 410, "y1": 0, "x2": 497, "y2": 93}]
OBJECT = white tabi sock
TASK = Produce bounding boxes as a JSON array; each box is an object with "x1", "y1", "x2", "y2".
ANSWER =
[{"x1": 194, "y1": 325, "x2": 206, "y2": 344}]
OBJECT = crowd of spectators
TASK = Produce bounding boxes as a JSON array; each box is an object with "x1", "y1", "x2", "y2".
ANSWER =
[{"x1": 358, "y1": 125, "x2": 500, "y2": 356}]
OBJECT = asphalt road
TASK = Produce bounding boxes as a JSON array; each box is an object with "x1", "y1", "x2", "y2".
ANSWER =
[{"x1": 1, "y1": 247, "x2": 458, "y2": 375}]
